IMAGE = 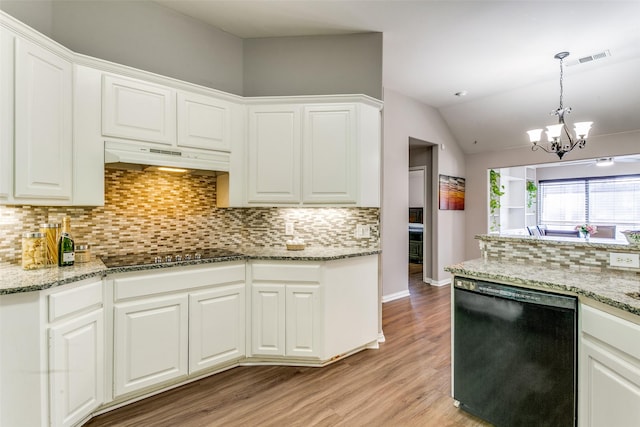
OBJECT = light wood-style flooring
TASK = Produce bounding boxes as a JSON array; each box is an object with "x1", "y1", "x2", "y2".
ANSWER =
[{"x1": 86, "y1": 264, "x2": 490, "y2": 426}]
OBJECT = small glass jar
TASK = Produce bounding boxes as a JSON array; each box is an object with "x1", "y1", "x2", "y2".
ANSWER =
[
  {"x1": 22, "y1": 232, "x2": 46, "y2": 270},
  {"x1": 75, "y1": 244, "x2": 91, "y2": 263},
  {"x1": 40, "y1": 223, "x2": 60, "y2": 266}
]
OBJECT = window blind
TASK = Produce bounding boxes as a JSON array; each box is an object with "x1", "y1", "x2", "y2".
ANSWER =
[{"x1": 539, "y1": 174, "x2": 640, "y2": 230}]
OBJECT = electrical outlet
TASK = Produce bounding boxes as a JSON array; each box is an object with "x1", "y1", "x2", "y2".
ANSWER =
[
  {"x1": 285, "y1": 222, "x2": 295, "y2": 236},
  {"x1": 609, "y1": 252, "x2": 640, "y2": 268},
  {"x1": 355, "y1": 224, "x2": 371, "y2": 239}
]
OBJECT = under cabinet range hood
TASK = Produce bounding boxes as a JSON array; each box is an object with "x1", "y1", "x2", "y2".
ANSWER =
[{"x1": 104, "y1": 140, "x2": 229, "y2": 174}]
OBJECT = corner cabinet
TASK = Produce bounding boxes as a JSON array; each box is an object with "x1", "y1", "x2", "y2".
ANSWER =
[
  {"x1": 248, "y1": 255, "x2": 379, "y2": 363},
  {"x1": 250, "y1": 266, "x2": 322, "y2": 358},
  {"x1": 245, "y1": 98, "x2": 381, "y2": 207},
  {"x1": 579, "y1": 304, "x2": 640, "y2": 426}
]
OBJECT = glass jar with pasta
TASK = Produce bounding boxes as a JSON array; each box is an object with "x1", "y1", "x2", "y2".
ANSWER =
[
  {"x1": 40, "y1": 223, "x2": 60, "y2": 266},
  {"x1": 22, "y1": 232, "x2": 46, "y2": 270}
]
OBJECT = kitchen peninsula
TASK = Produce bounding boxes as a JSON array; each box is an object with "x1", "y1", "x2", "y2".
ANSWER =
[{"x1": 446, "y1": 234, "x2": 640, "y2": 426}]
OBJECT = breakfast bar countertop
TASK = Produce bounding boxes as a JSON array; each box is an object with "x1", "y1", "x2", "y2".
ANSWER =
[
  {"x1": 446, "y1": 257, "x2": 640, "y2": 319},
  {"x1": 0, "y1": 246, "x2": 381, "y2": 295}
]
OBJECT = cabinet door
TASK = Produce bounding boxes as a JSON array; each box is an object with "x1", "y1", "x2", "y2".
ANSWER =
[
  {"x1": 14, "y1": 37, "x2": 72, "y2": 201},
  {"x1": 189, "y1": 284, "x2": 245, "y2": 373},
  {"x1": 302, "y1": 104, "x2": 357, "y2": 204},
  {"x1": 251, "y1": 284, "x2": 286, "y2": 356},
  {"x1": 0, "y1": 28, "x2": 13, "y2": 201},
  {"x1": 580, "y1": 338, "x2": 640, "y2": 427},
  {"x1": 114, "y1": 295, "x2": 188, "y2": 397},
  {"x1": 286, "y1": 285, "x2": 322, "y2": 358},
  {"x1": 247, "y1": 105, "x2": 301, "y2": 203},
  {"x1": 102, "y1": 74, "x2": 176, "y2": 145},
  {"x1": 177, "y1": 91, "x2": 231, "y2": 152},
  {"x1": 49, "y1": 309, "x2": 104, "y2": 427}
]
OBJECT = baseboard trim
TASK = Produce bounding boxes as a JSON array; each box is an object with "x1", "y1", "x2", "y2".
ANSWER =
[
  {"x1": 427, "y1": 277, "x2": 451, "y2": 287},
  {"x1": 382, "y1": 290, "x2": 410, "y2": 303}
]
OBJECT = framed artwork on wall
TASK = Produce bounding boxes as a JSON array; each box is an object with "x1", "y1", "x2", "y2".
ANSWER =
[{"x1": 439, "y1": 174, "x2": 465, "y2": 210}]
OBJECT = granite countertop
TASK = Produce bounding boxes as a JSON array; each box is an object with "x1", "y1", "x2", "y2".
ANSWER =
[
  {"x1": 0, "y1": 246, "x2": 380, "y2": 295},
  {"x1": 446, "y1": 258, "x2": 640, "y2": 318}
]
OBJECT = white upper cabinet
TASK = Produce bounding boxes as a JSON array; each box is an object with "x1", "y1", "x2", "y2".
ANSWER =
[
  {"x1": 302, "y1": 104, "x2": 357, "y2": 204},
  {"x1": 13, "y1": 37, "x2": 72, "y2": 201},
  {"x1": 73, "y1": 65, "x2": 105, "y2": 206},
  {"x1": 177, "y1": 91, "x2": 231, "y2": 152},
  {"x1": 245, "y1": 100, "x2": 381, "y2": 207},
  {"x1": 102, "y1": 74, "x2": 176, "y2": 145},
  {"x1": 247, "y1": 105, "x2": 301, "y2": 204},
  {"x1": 0, "y1": 27, "x2": 13, "y2": 201}
]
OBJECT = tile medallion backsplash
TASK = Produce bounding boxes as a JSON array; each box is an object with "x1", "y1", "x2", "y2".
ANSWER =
[{"x1": 0, "y1": 169, "x2": 379, "y2": 266}]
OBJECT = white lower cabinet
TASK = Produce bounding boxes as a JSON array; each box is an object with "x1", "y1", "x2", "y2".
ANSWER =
[
  {"x1": 0, "y1": 257, "x2": 378, "y2": 426},
  {"x1": 0, "y1": 278, "x2": 104, "y2": 427},
  {"x1": 189, "y1": 284, "x2": 245, "y2": 373},
  {"x1": 250, "y1": 282, "x2": 322, "y2": 358},
  {"x1": 49, "y1": 309, "x2": 104, "y2": 427},
  {"x1": 252, "y1": 283, "x2": 287, "y2": 356},
  {"x1": 110, "y1": 262, "x2": 246, "y2": 399},
  {"x1": 579, "y1": 304, "x2": 640, "y2": 427},
  {"x1": 113, "y1": 295, "x2": 189, "y2": 398},
  {"x1": 249, "y1": 256, "x2": 378, "y2": 362},
  {"x1": 286, "y1": 284, "x2": 322, "y2": 358}
]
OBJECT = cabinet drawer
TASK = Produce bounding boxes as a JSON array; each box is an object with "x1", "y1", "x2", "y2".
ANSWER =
[
  {"x1": 49, "y1": 280, "x2": 102, "y2": 323},
  {"x1": 251, "y1": 262, "x2": 321, "y2": 283},
  {"x1": 113, "y1": 263, "x2": 245, "y2": 301},
  {"x1": 582, "y1": 304, "x2": 640, "y2": 360}
]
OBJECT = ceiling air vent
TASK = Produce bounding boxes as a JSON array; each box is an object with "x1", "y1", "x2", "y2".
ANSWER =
[{"x1": 567, "y1": 50, "x2": 611, "y2": 66}]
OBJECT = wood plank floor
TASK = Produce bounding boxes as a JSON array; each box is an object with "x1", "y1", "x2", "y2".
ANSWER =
[{"x1": 86, "y1": 265, "x2": 490, "y2": 427}]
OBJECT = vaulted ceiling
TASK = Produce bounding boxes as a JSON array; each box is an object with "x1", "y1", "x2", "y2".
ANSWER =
[{"x1": 156, "y1": 1, "x2": 640, "y2": 155}]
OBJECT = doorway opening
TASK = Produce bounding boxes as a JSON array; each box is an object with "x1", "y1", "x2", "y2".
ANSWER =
[{"x1": 409, "y1": 138, "x2": 435, "y2": 283}]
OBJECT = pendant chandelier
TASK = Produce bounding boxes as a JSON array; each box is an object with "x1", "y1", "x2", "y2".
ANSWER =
[{"x1": 527, "y1": 52, "x2": 593, "y2": 159}]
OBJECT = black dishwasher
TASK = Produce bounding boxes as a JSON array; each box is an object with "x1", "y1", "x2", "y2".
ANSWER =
[{"x1": 453, "y1": 277, "x2": 577, "y2": 427}]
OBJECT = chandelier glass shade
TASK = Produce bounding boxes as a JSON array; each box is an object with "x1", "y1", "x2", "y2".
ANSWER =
[{"x1": 527, "y1": 52, "x2": 593, "y2": 159}]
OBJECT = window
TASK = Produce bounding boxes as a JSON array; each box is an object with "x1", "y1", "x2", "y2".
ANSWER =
[{"x1": 539, "y1": 175, "x2": 640, "y2": 232}]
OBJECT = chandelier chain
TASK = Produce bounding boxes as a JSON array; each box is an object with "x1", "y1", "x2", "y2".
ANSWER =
[{"x1": 558, "y1": 55, "x2": 564, "y2": 111}]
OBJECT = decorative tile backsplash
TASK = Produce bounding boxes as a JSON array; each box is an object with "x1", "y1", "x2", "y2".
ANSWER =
[
  {"x1": 0, "y1": 169, "x2": 379, "y2": 266},
  {"x1": 479, "y1": 235, "x2": 639, "y2": 273}
]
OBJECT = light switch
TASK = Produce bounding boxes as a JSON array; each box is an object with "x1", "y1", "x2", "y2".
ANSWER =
[
  {"x1": 356, "y1": 224, "x2": 371, "y2": 239},
  {"x1": 285, "y1": 222, "x2": 294, "y2": 235}
]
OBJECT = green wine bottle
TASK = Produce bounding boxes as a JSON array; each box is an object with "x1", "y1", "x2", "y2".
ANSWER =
[{"x1": 58, "y1": 217, "x2": 75, "y2": 267}]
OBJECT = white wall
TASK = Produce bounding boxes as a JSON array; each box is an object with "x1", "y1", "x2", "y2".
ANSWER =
[
  {"x1": 1, "y1": 1, "x2": 244, "y2": 95},
  {"x1": 0, "y1": 0, "x2": 52, "y2": 37},
  {"x1": 382, "y1": 89, "x2": 466, "y2": 299},
  {"x1": 243, "y1": 33, "x2": 383, "y2": 99},
  {"x1": 464, "y1": 130, "x2": 640, "y2": 260}
]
